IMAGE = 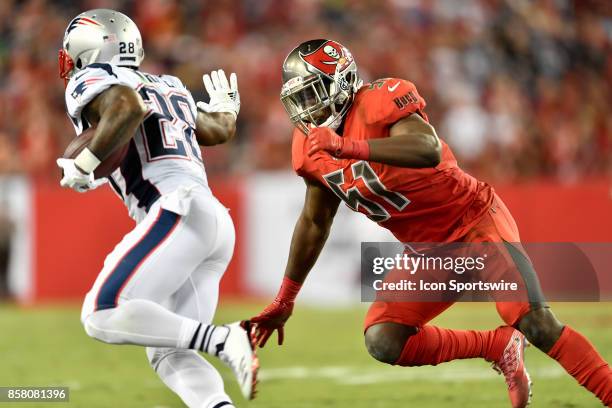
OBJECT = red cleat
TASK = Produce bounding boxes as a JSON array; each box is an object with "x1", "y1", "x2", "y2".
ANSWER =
[{"x1": 492, "y1": 329, "x2": 533, "y2": 408}]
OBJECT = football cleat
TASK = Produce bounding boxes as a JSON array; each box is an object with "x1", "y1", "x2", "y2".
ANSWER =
[
  {"x1": 218, "y1": 321, "x2": 259, "y2": 400},
  {"x1": 492, "y1": 329, "x2": 533, "y2": 408}
]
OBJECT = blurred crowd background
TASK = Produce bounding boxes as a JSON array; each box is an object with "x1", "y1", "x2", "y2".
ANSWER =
[{"x1": 0, "y1": 0, "x2": 610, "y2": 182}]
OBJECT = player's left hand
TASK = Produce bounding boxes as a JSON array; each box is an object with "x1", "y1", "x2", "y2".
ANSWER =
[
  {"x1": 197, "y1": 69, "x2": 240, "y2": 119},
  {"x1": 307, "y1": 126, "x2": 370, "y2": 160},
  {"x1": 56, "y1": 158, "x2": 107, "y2": 193}
]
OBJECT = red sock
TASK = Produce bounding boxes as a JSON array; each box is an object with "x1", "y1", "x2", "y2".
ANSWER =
[
  {"x1": 547, "y1": 326, "x2": 612, "y2": 406},
  {"x1": 395, "y1": 325, "x2": 513, "y2": 366}
]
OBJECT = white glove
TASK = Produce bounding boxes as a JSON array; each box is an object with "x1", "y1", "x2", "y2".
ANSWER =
[
  {"x1": 56, "y1": 158, "x2": 107, "y2": 193},
  {"x1": 196, "y1": 69, "x2": 240, "y2": 119}
]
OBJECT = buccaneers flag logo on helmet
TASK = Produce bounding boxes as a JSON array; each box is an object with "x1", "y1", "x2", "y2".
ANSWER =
[{"x1": 299, "y1": 40, "x2": 352, "y2": 77}]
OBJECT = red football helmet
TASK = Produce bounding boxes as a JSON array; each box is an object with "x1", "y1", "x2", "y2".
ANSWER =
[{"x1": 280, "y1": 39, "x2": 362, "y2": 134}]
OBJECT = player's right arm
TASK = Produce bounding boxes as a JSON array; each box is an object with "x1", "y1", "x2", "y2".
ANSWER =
[
  {"x1": 58, "y1": 64, "x2": 146, "y2": 191},
  {"x1": 251, "y1": 178, "x2": 341, "y2": 347},
  {"x1": 285, "y1": 178, "x2": 341, "y2": 283},
  {"x1": 82, "y1": 85, "x2": 146, "y2": 162}
]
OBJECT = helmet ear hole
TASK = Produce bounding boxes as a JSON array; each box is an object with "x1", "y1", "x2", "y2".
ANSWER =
[{"x1": 76, "y1": 58, "x2": 82, "y2": 69}]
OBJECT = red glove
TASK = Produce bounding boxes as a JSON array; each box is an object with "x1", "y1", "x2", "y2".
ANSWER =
[
  {"x1": 307, "y1": 126, "x2": 370, "y2": 160},
  {"x1": 251, "y1": 277, "x2": 302, "y2": 347}
]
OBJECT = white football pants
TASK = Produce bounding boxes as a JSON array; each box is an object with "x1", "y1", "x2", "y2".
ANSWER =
[{"x1": 80, "y1": 186, "x2": 236, "y2": 408}]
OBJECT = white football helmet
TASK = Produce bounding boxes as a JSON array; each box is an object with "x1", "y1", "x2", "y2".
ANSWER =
[{"x1": 59, "y1": 9, "x2": 144, "y2": 85}]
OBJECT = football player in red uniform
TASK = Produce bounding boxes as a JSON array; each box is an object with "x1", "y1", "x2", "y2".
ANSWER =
[{"x1": 251, "y1": 39, "x2": 612, "y2": 407}]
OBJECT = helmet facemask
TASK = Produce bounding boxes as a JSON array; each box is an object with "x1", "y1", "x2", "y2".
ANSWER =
[
  {"x1": 58, "y1": 48, "x2": 75, "y2": 85},
  {"x1": 282, "y1": 75, "x2": 335, "y2": 134},
  {"x1": 59, "y1": 47, "x2": 101, "y2": 85}
]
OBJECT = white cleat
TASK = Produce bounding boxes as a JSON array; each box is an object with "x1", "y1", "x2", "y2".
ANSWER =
[{"x1": 218, "y1": 321, "x2": 259, "y2": 400}]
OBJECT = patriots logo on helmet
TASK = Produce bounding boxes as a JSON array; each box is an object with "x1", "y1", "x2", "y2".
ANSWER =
[
  {"x1": 299, "y1": 41, "x2": 350, "y2": 77},
  {"x1": 66, "y1": 16, "x2": 103, "y2": 35}
]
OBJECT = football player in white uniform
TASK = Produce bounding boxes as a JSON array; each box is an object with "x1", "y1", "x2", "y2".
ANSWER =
[{"x1": 56, "y1": 9, "x2": 257, "y2": 407}]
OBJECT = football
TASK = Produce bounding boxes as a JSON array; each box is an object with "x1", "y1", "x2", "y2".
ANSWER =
[{"x1": 63, "y1": 127, "x2": 129, "y2": 179}]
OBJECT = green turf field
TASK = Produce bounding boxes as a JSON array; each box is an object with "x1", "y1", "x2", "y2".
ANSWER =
[{"x1": 0, "y1": 302, "x2": 610, "y2": 408}]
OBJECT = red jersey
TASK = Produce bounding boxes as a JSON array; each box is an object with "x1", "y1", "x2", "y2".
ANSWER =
[{"x1": 292, "y1": 78, "x2": 495, "y2": 243}]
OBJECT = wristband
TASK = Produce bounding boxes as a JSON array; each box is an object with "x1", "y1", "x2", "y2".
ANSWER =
[
  {"x1": 342, "y1": 140, "x2": 370, "y2": 160},
  {"x1": 74, "y1": 148, "x2": 101, "y2": 174},
  {"x1": 277, "y1": 276, "x2": 302, "y2": 302},
  {"x1": 196, "y1": 102, "x2": 238, "y2": 120}
]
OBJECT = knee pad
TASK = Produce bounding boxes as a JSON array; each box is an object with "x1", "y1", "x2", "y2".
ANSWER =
[
  {"x1": 82, "y1": 311, "x2": 108, "y2": 341},
  {"x1": 81, "y1": 307, "x2": 124, "y2": 344},
  {"x1": 80, "y1": 291, "x2": 97, "y2": 324}
]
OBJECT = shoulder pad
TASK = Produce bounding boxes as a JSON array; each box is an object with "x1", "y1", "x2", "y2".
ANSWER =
[
  {"x1": 356, "y1": 78, "x2": 427, "y2": 126},
  {"x1": 65, "y1": 63, "x2": 127, "y2": 119},
  {"x1": 159, "y1": 74, "x2": 186, "y2": 89}
]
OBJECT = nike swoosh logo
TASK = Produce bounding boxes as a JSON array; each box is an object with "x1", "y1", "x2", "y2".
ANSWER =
[
  {"x1": 388, "y1": 82, "x2": 400, "y2": 92},
  {"x1": 73, "y1": 71, "x2": 88, "y2": 83}
]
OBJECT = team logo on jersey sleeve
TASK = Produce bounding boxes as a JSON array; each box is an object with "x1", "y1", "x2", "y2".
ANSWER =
[
  {"x1": 71, "y1": 77, "x2": 103, "y2": 99},
  {"x1": 299, "y1": 40, "x2": 353, "y2": 77}
]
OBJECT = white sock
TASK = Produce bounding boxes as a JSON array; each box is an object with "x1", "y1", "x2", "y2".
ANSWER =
[
  {"x1": 188, "y1": 323, "x2": 230, "y2": 356},
  {"x1": 147, "y1": 347, "x2": 234, "y2": 408}
]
